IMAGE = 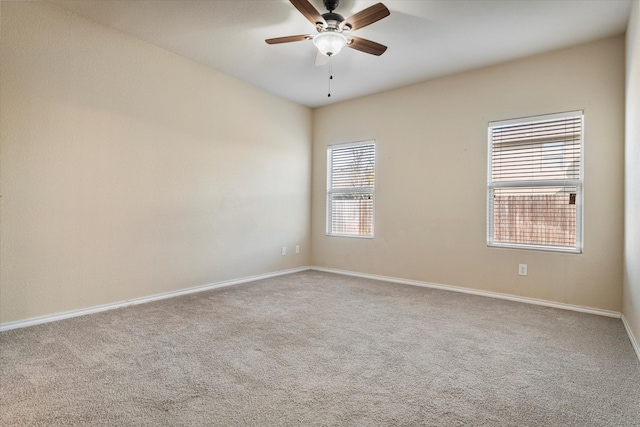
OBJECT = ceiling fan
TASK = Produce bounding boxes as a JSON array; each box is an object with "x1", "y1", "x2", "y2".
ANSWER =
[{"x1": 266, "y1": 0, "x2": 390, "y2": 59}]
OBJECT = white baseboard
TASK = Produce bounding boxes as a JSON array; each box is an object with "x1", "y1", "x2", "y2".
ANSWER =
[
  {"x1": 621, "y1": 314, "x2": 640, "y2": 363},
  {"x1": 0, "y1": 266, "x2": 311, "y2": 332},
  {"x1": 311, "y1": 266, "x2": 622, "y2": 319}
]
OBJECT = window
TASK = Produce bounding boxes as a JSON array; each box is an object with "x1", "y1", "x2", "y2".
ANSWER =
[
  {"x1": 487, "y1": 111, "x2": 583, "y2": 252},
  {"x1": 327, "y1": 141, "x2": 375, "y2": 237}
]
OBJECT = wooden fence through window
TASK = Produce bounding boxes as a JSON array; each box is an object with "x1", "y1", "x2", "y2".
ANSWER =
[{"x1": 493, "y1": 194, "x2": 576, "y2": 247}]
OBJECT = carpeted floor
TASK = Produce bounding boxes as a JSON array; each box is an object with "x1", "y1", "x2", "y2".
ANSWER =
[{"x1": 1, "y1": 270, "x2": 639, "y2": 426}]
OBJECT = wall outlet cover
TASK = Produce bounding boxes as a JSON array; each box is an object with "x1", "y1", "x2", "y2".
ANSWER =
[{"x1": 518, "y1": 264, "x2": 528, "y2": 276}]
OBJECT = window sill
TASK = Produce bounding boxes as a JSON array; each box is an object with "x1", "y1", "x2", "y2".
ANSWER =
[
  {"x1": 488, "y1": 242, "x2": 582, "y2": 254},
  {"x1": 327, "y1": 233, "x2": 374, "y2": 239}
]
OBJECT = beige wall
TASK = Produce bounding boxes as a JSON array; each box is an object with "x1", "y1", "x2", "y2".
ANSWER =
[
  {"x1": 312, "y1": 36, "x2": 626, "y2": 312},
  {"x1": 0, "y1": 1, "x2": 631, "y2": 326},
  {"x1": 624, "y1": 0, "x2": 640, "y2": 346},
  {"x1": 0, "y1": 2, "x2": 312, "y2": 324}
]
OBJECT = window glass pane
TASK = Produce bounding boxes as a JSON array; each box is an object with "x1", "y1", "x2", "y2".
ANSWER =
[
  {"x1": 328, "y1": 194, "x2": 374, "y2": 236},
  {"x1": 491, "y1": 186, "x2": 577, "y2": 248}
]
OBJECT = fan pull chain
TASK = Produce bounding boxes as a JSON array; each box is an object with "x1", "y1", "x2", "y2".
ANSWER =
[{"x1": 328, "y1": 58, "x2": 333, "y2": 97}]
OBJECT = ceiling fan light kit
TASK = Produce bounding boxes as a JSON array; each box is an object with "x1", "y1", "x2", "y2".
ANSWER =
[{"x1": 313, "y1": 31, "x2": 347, "y2": 56}]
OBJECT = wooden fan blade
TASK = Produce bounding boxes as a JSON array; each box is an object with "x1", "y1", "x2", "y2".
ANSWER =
[
  {"x1": 265, "y1": 35, "x2": 310, "y2": 45},
  {"x1": 341, "y1": 3, "x2": 390, "y2": 31},
  {"x1": 290, "y1": 0, "x2": 327, "y2": 27},
  {"x1": 347, "y1": 36, "x2": 387, "y2": 56}
]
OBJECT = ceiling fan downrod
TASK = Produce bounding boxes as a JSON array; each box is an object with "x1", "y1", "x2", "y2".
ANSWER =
[
  {"x1": 323, "y1": 0, "x2": 340, "y2": 13},
  {"x1": 320, "y1": 0, "x2": 345, "y2": 31}
]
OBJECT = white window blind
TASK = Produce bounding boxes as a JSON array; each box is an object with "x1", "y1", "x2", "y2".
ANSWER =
[
  {"x1": 327, "y1": 142, "x2": 375, "y2": 237},
  {"x1": 487, "y1": 111, "x2": 583, "y2": 252}
]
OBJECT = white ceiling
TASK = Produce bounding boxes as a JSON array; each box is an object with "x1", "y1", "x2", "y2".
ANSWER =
[{"x1": 48, "y1": 0, "x2": 632, "y2": 108}]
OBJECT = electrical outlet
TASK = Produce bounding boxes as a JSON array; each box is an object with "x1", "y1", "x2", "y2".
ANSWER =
[
  {"x1": 295, "y1": 245, "x2": 300, "y2": 254},
  {"x1": 281, "y1": 246, "x2": 286, "y2": 256},
  {"x1": 518, "y1": 264, "x2": 528, "y2": 276}
]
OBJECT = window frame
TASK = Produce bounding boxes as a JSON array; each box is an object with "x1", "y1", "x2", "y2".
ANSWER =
[
  {"x1": 487, "y1": 110, "x2": 584, "y2": 253},
  {"x1": 326, "y1": 140, "x2": 376, "y2": 239}
]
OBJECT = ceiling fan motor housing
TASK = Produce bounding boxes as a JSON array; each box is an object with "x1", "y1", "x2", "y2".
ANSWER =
[{"x1": 322, "y1": 12, "x2": 345, "y2": 28}]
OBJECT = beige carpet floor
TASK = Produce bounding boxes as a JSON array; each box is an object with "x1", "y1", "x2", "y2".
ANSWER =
[{"x1": 1, "y1": 270, "x2": 639, "y2": 426}]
